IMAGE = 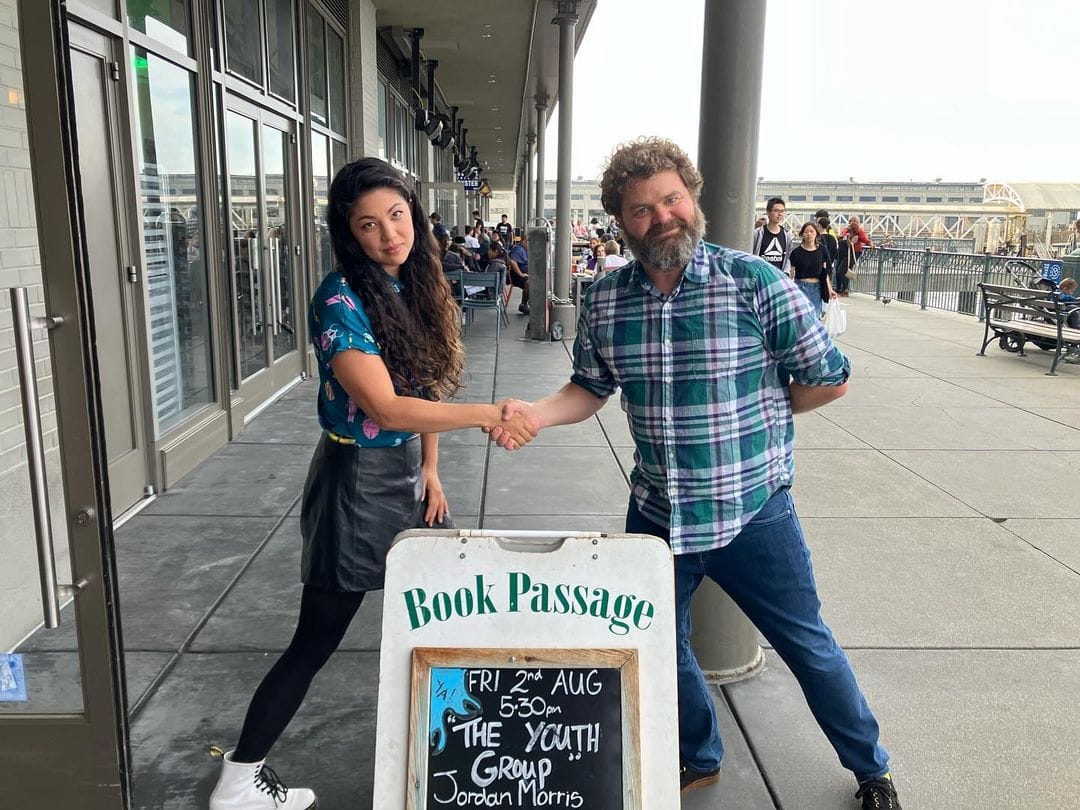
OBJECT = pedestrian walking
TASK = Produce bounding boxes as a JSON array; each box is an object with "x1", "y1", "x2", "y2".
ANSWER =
[
  {"x1": 788, "y1": 221, "x2": 836, "y2": 314},
  {"x1": 836, "y1": 229, "x2": 860, "y2": 296},
  {"x1": 752, "y1": 196, "x2": 793, "y2": 273}
]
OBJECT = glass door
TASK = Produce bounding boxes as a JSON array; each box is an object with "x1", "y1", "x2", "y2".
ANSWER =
[
  {"x1": 263, "y1": 122, "x2": 298, "y2": 362},
  {"x1": 2, "y1": 4, "x2": 126, "y2": 807},
  {"x1": 224, "y1": 99, "x2": 303, "y2": 420}
]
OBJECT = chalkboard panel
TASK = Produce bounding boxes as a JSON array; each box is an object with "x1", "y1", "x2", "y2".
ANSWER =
[{"x1": 408, "y1": 648, "x2": 641, "y2": 810}]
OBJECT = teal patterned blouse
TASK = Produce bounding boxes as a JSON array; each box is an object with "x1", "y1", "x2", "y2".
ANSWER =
[{"x1": 309, "y1": 271, "x2": 415, "y2": 447}]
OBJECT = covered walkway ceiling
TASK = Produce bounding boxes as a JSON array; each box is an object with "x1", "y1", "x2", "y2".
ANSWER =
[{"x1": 372, "y1": 0, "x2": 597, "y2": 190}]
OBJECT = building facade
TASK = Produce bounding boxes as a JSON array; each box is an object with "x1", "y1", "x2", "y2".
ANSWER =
[{"x1": 0, "y1": 0, "x2": 492, "y2": 652}]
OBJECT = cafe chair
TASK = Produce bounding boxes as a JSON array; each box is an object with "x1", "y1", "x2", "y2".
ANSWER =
[
  {"x1": 461, "y1": 268, "x2": 508, "y2": 338},
  {"x1": 443, "y1": 268, "x2": 465, "y2": 303}
]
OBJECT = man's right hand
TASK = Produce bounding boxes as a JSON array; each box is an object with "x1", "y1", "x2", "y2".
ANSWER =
[{"x1": 487, "y1": 399, "x2": 542, "y2": 450}]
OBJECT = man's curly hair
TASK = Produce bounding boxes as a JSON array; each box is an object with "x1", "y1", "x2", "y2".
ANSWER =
[{"x1": 599, "y1": 137, "x2": 703, "y2": 217}]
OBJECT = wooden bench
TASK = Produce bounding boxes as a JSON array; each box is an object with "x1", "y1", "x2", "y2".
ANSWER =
[{"x1": 977, "y1": 282, "x2": 1080, "y2": 375}]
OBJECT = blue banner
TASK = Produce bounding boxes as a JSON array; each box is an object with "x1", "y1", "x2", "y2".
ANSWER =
[{"x1": 0, "y1": 654, "x2": 27, "y2": 701}]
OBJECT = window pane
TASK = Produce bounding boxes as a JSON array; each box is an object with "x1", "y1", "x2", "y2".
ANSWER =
[
  {"x1": 82, "y1": 0, "x2": 118, "y2": 18},
  {"x1": 128, "y1": 0, "x2": 191, "y2": 55},
  {"x1": 226, "y1": 112, "x2": 266, "y2": 380},
  {"x1": 262, "y1": 125, "x2": 296, "y2": 359},
  {"x1": 306, "y1": 6, "x2": 327, "y2": 125},
  {"x1": 311, "y1": 132, "x2": 332, "y2": 280},
  {"x1": 266, "y1": 0, "x2": 296, "y2": 101},
  {"x1": 332, "y1": 139, "x2": 346, "y2": 174},
  {"x1": 224, "y1": 0, "x2": 262, "y2": 84},
  {"x1": 327, "y1": 28, "x2": 345, "y2": 133},
  {"x1": 377, "y1": 83, "x2": 387, "y2": 159},
  {"x1": 131, "y1": 49, "x2": 214, "y2": 435}
]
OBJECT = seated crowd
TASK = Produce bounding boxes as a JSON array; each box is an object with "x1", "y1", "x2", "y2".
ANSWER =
[{"x1": 430, "y1": 209, "x2": 633, "y2": 318}]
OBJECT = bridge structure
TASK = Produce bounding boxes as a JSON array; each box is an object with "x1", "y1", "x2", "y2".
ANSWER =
[{"x1": 761, "y1": 180, "x2": 1080, "y2": 255}]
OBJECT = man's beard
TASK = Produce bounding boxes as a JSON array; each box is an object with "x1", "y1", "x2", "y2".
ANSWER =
[{"x1": 622, "y1": 207, "x2": 706, "y2": 272}]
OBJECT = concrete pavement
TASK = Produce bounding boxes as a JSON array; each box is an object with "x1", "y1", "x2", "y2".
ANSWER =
[{"x1": 17, "y1": 292, "x2": 1079, "y2": 808}]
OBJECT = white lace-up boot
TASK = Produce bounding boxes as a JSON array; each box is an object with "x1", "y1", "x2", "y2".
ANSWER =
[{"x1": 209, "y1": 751, "x2": 317, "y2": 809}]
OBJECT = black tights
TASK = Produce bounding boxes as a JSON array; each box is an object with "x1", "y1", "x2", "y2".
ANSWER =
[{"x1": 233, "y1": 585, "x2": 365, "y2": 762}]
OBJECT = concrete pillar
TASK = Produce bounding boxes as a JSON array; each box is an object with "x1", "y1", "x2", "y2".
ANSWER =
[
  {"x1": 691, "y1": 0, "x2": 767, "y2": 682},
  {"x1": 524, "y1": 132, "x2": 536, "y2": 225},
  {"x1": 534, "y1": 93, "x2": 549, "y2": 225},
  {"x1": 551, "y1": 0, "x2": 578, "y2": 337},
  {"x1": 348, "y1": 0, "x2": 380, "y2": 159},
  {"x1": 518, "y1": 162, "x2": 527, "y2": 226}
]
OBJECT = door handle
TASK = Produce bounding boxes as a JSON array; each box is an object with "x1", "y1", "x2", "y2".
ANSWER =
[
  {"x1": 247, "y1": 237, "x2": 260, "y2": 335},
  {"x1": 9, "y1": 287, "x2": 88, "y2": 628},
  {"x1": 263, "y1": 237, "x2": 276, "y2": 336}
]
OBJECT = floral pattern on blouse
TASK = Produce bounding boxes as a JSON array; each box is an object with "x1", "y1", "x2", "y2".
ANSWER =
[{"x1": 308, "y1": 271, "x2": 413, "y2": 447}]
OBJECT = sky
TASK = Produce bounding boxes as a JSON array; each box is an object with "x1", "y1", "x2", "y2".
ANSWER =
[{"x1": 543, "y1": 0, "x2": 1080, "y2": 184}]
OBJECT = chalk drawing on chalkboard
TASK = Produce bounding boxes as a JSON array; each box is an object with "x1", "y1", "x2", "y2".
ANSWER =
[
  {"x1": 428, "y1": 667, "x2": 481, "y2": 754},
  {"x1": 406, "y1": 647, "x2": 642, "y2": 810}
]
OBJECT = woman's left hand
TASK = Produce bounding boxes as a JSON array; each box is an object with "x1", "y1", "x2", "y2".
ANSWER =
[{"x1": 422, "y1": 466, "x2": 450, "y2": 526}]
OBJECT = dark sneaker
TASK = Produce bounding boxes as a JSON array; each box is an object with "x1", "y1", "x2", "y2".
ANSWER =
[
  {"x1": 679, "y1": 763, "x2": 721, "y2": 794},
  {"x1": 856, "y1": 774, "x2": 901, "y2": 809},
  {"x1": 518, "y1": 302, "x2": 530, "y2": 314}
]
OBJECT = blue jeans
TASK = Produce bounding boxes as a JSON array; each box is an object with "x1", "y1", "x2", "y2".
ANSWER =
[
  {"x1": 625, "y1": 487, "x2": 890, "y2": 779},
  {"x1": 795, "y1": 279, "x2": 824, "y2": 314}
]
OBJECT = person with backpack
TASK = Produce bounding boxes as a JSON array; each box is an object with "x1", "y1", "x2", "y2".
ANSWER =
[
  {"x1": 752, "y1": 197, "x2": 793, "y2": 273},
  {"x1": 815, "y1": 209, "x2": 839, "y2": 286}
]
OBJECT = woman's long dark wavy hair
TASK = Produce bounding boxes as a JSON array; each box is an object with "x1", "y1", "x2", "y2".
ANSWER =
[{"x1": 326, "y1": 158, "x2": 463, "y2": 400}]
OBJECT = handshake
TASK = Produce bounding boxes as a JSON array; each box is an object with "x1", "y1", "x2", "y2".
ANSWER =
[{"x1": 483, "y1": 399, "x2": 541, "y2": 451}]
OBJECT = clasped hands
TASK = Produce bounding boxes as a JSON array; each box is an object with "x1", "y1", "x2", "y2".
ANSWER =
[{"x1": 484, "y1": 399, "x2": 540, "y2": 451}]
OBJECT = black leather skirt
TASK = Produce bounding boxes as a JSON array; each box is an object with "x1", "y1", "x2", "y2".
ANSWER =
[{"x1": 299, "y1": 432, "x2": 453, "y2": 592}]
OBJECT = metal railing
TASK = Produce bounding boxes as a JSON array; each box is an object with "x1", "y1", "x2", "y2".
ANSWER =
[
  {"x1": 880, "y1": 237, "x2": 975, "y2": 253},
  {"x1": 849, "y1": 248, "x2": 1080, "y2": 319}
]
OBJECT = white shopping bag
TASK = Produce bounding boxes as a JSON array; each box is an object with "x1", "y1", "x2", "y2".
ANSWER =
[{"x1": 825, "y1": 298, "x2": 847, "y2": 338}]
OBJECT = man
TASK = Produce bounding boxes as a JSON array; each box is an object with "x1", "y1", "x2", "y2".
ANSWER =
[
  {"x1": 472, "y1": 209, "x2": 484, "y2": 232},
  {"x1": 437, "y1": 233, "x2": 464, "y2": 271},
  {"x1": 490, "y1": 138, "x2": 900, "y2": 809},
  {"x1": 476, "y1": 227, "x2": 492, "y2": 270},
  {"x1": 815, "y1": 209, "x2": 840, "y2": 293},
  {"x1": 463, "y1": 225, "x2": 482, "y2": 257},
  {"x1": 452, "y1": 235, "x2": 479, "y2": 271},
  {"x1": 1067, "y1": 217, "x2": 1080, "y2": 255},
  {"x1": 752, "y1": 196, "x2": 792, "y2": 273},
  {"x1": 430, "y1": 211, "x2": 448, "y2": 242},
  {"x1": 495, "y1": 213, "x2": 514, "y2": 249},
  {"x1": 507, "y1": 233, "x2": 530, "y2": 314}
]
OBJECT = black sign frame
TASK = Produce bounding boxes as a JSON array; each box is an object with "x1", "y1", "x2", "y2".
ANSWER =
[{"x1": 406, "y1": 647, "x2": 642, "y2": 809}]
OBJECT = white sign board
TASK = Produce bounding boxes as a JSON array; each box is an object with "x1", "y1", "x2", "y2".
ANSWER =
[{"x1": 373, "y1": 530, "x2": 679, "y2": 809}]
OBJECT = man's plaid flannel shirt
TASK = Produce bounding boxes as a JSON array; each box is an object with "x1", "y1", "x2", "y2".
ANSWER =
[{"x1": 571, "y1": 240, "x2": 850, "y2": 554}]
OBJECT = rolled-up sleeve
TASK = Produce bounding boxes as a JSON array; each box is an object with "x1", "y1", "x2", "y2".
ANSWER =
[
  {"x1": 754, "y1": 262, "x2": 850, "y2": 387},
  {"x1": 570, "y1": 290, "x2": 618, "y2": 398}
]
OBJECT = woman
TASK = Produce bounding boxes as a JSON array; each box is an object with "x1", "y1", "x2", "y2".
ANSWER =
[
  {"x1": 836, "y1": 229, "x2": 859, "y2": 296},
  {"x1": 601, "y1": 239, "x2": 629, "y2": 275},
  {"x1": 209, "y1": 158, "x2": 535, "y2": 810},
  {"x1": 582, "y1": 237, "x2": 601, "y2": 272},
  {"x1": 839, "y1": 216, "x2": 871, "y2": 296},
  {"x1": 787, "y1": 222, "x2": 835, "y2": 315},
  {"x1": 590, "y1": 242, "x2": 608, "y2": 278}
]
